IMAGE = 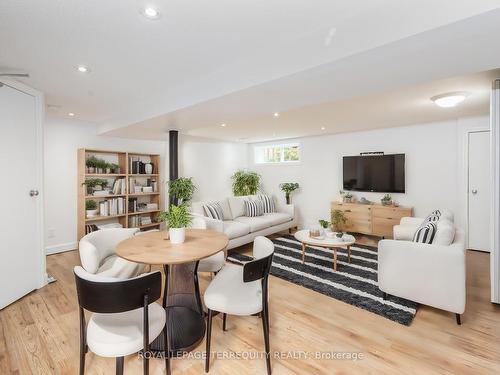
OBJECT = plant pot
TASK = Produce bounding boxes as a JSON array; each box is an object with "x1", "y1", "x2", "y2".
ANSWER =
[
  {"x1": 381, "y1": 200, "x2": 392, "y2": 206},
  {"x1": 87, "y1": 167, "x2": 95, "y2": 174},
  {"x1": 113, "y1": 167, "x2": 121, "y2": 174},
  {"x1": 86, "y1": 186, "x2": 93, "y2": 195},
  {"x1": 285, "y1": 194, "x2": 291, "y2": 204},
  {"x1": 169, "y1": 227, "x2": 186, "y2": 244},
  {"x1": 335, "y1": 232, "x2": 344, "y2": 239},
  {"x1": 343, "y1": 197, "x2": 352, "y2": 203},
  {"x1": 106, "y1": 168, "x2": 112, "y2": 174},
  {"x1": 86, "y1": 209, "x2": 98, "y2": 218}
]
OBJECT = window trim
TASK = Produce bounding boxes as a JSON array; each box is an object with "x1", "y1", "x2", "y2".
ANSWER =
[{"x1": 254, "y1": 142, "x2": 301, "y2": 165}]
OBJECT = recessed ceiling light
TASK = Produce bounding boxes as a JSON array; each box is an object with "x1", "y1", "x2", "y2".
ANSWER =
[
  {"x1": 143, "y1": 7, "x2": 160, "y2": 19},
  {"x1": 77, "y1": 65, "x2": 90, "y2": 73},
  {"x1": 220, "y1": 123, "x2": 227, "y2": 127},
  {"x1": 321, "y1": 126, "x2": 326, "y2": 130},
  {"x1": 273, "y1": 112, "x2": 280, "y2": 117},
  {"x1": 431, "y1": 92, "x2": 469, "y2": 108},
  {"x1": 68, "y1": 112, "x2": 75, "y2": 117}
]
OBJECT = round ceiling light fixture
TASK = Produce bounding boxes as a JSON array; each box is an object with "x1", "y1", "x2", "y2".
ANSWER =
[
  {"x1": 321, "y1": 126, "x2": 326, "y2": 130},
  {"x1": 143, "y1": 7, "x2": 160, "y2": 19},
  {"x1": 220, "y1": 123, "x2": 227, "y2": 127},
  {"x1": 273, "y1": 112, "x2": 280, "y2": 118},
  {"x1": 77, "y1": 65, "x2": 90, "y2": 73},
  {"x1": 68, "y1": 112, "x2": 75, "y2": 117},
  {"x1": 430, "y1": 92, "x2": 469, "y2": 108}
]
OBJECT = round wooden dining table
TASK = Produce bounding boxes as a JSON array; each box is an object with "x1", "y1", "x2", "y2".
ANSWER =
[{"x1": 116, "y1": 228, "x2": 229, "y2": 356}]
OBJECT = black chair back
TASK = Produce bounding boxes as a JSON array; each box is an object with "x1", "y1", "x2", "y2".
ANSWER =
[
  {"x1": 243, "y1": 253, "x2": 273, "y2": 283},
  {"x1": 74, "y1": 269, "x2": 162, "y2": 313}
]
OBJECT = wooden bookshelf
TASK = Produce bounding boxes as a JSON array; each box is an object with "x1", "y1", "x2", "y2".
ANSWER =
[{"x1": 77, "y1": 148, "x2": 163, "y2": 240}]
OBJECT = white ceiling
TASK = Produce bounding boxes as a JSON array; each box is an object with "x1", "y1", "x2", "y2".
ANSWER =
[{"x1": 1, "y1": 1, "x2": 500, "y2": 141}]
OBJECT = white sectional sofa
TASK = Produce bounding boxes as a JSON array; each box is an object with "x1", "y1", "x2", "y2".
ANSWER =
[
  {"x1": 191, "y1": 195, "x2": 297, "y2": 250},
  {"x1": 378, "y1": 210, "x2": 466, "y2": 324}
]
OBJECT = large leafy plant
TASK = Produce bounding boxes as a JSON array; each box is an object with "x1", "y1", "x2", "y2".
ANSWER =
[
  {"x1": 168, "y1": 177, "x2": 196, "y2": 205},
  {"x1": 158, "y1": 204, "x2": 193, "y2": 228},
  {"x1": 231, "y1": 170, "x2": 260, "y2": 196}
]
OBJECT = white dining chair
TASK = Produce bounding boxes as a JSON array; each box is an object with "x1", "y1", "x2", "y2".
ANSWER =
[
  {"x1": 74, "y1": 266, "x2": 169, "y2": 375},
  {"x1": 78, "y1": 228, "x2": 146, "y2": 279},
  {"x1": 204, "y1": 236, "x2": 275, "y2": 374}
]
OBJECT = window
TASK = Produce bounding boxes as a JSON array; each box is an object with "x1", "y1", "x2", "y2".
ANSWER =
[{"x1": 254, "y1": 143, "x2": 300, "y2": 164}]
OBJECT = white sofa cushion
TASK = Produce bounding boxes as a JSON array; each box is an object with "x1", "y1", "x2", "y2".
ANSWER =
[
  {"x1": 234, "y1": 215, "x2": 273, "y2": 232},
  {"x1": 263, "y1": 212, "x2": 292, "y2": 226},
  {"x1": 223, "y1": 220, "x2": 251, "y2": 239},
  {"x1": 228, "y1": 196, "x2": 248, "y2": 218},
  {"x1": 433, "y1": 220, "x2": 456, "y2": 246},
  {"x1": 218, "y1": 198, "x2": 233, "y2": 220}
]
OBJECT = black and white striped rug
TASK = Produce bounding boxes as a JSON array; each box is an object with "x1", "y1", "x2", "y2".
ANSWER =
[{"x1": 227, "y1": 235, "x2": 417, "y2": 325}]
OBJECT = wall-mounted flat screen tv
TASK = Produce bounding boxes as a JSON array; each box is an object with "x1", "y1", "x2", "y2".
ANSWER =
[{"x1": 343, "y1": 154, "x2": 405, "y2": 193}]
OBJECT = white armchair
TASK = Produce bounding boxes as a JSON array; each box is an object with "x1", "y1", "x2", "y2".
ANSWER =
[
  {"x1": 378, "y1": 230, "x2": 466, "y2": 324},
  {"x1": 78, "y1": 228, "x2": 146, "y2": 279}
]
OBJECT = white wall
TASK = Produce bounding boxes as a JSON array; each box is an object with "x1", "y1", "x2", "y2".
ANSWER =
[
  {"x1": 179, "y1": 135, "x2": 248, "y2": 201},
  {"x1": 249, "y1": 117, "x2": 489, "y2": 230},
  {"x1": 44, "y1": 117, "x2": 166, "y2": 254}
]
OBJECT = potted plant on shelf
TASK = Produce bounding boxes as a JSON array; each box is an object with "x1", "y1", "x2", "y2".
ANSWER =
[
  {"x1": 340, "y1": 190, "x2": 354, "y2": 203},
  {"x1": 331, "y1": 209, "x2": 347, "y2": 238},
  {"x1": 280, "y1": 182, "x2": 299, "y2": 204},
  {"x1": 95, "y1": 158, "x2": 107, "y2": 174},
  {"x1": 109, "y1": 163, "x2": 120, "y2": 174},
  {"x1": 86, "y1": 156, "x2": 99, "y2": 173},
  {"x1": 168, "y1": 177, "x2": 196, "y2": 205},
  {"x1": 105, "y1": 162, "x2": 112, "y2": 174},
  {"x1": 82, "y1": 178, "x2": 108, "y2": 195},
  {"x1": 85, "y1": 200, "x2": 98, "y2": 218},
  {"x1": 158, "y1": 204, "x2": 193, "y2": 244},
  {"x1": 231, "y1": 170, "x2": 261, "y2": 196},
  {"x1": 381, "y1": 194, "x2": 392, "y2": 206}
]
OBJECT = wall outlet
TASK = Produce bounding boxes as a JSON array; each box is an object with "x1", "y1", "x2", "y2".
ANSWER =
[{"x1": 48, "y1": 228, "x2": 55, "y2": 238}]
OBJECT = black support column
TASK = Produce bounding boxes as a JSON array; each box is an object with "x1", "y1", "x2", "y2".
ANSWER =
[{"x1": 169, "y1": 130, "x2": 179, "y2": 206}]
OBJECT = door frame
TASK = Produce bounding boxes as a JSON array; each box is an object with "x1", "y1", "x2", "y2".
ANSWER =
[
  {"x1": 0, "y1": 77, "x2": 46, "y2": 289},
  {"x1": 465, "y1": 129, "x2": 491, "y2": 251}
]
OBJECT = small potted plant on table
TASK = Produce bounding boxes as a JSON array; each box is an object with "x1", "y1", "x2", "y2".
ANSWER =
[
  {"x1": 280, "y1": 182, "x2": 299, "y2": 204},
  {"x1": 381, "y1": 194, "x2": 393, "y2": 206},
  {"x1": 85, "y1": 200, "x2": 98, "y2": 218},
  {"x1": 158, "y1": 204, "x2": 193, "y2": 244}
]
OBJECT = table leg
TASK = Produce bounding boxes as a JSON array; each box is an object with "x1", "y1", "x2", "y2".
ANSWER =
[
  {"x1": 301, "y1": 242, "x2": 306, "y2": 263},
  {"x1": 333, "y1": 248, "x2": 337, "y2": 271},
  {"x1": 151, "y1": 262, "x2": 206, "y2": 357},
  {"x1": 347, "y1": 245, "x2": 351, "y2": 263}
]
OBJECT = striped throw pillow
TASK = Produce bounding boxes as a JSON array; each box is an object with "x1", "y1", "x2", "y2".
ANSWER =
[
  {"x1": 413, "y1": 222, "x2": 437, "y2": 244},
  {"x1": 244, "y1": 200, "x2": 264, "y2": 217},
  {"x1": 258, "y1": 194, "x2": 275, "y2": 213},
  {"x1": 203, "y1": 202, "x2": 224, "y2": 220}
]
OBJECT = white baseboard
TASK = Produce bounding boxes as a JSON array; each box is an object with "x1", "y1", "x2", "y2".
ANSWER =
[{"x1": 45, "y1": 242, "x2": 77, "y2": 255}]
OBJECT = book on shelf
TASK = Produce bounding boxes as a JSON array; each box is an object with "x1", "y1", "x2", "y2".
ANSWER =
[
  {"x1": 98, "y1": 197, "x2": 125, "y2": 217},
  {"x1": 111, "y1": 178, "x2": 126, "y2": 195}
]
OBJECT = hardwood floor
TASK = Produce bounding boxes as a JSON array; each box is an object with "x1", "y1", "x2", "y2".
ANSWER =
[{"x1": 1, "y1": 234, "x2": 499, "y2": 374}]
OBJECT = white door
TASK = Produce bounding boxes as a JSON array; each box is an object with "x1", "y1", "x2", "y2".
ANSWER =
[
  {"x1": 0, "y1": 82, "x2": 43, "y2": 309},
  {"x1": 468, "y1": 130, "x2": 491, "y2": 252}
]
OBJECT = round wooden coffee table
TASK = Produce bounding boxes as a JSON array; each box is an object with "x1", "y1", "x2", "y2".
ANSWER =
[
  {"x1": 294, "y1": 229, "x2": 355, "y2": 271},
  {"x1": 116, "y1": 229, "x2": 229, "y2": 356}
]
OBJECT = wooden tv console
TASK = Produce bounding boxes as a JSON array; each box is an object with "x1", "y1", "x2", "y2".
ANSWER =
[{"x1": 331, "y1": 201, "x2": 413, "y2": 238}]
